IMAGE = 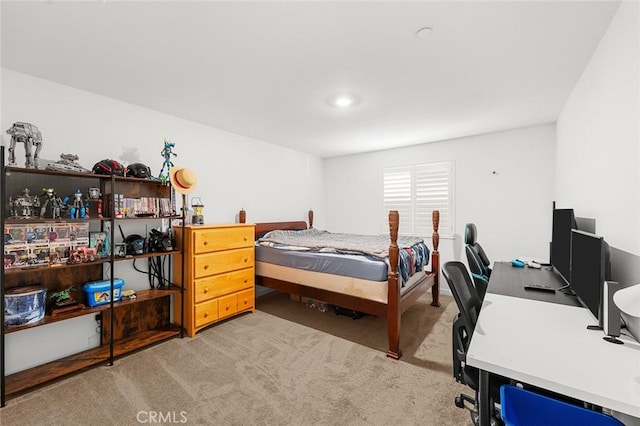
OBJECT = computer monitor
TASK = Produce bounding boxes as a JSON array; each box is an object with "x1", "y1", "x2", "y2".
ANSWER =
[
  {"x1": 570, "y1": 229, "x2": 611, "y2": 328},
  {"x1": 551, "y1": 208, "x2": 577, "y2": 283}
]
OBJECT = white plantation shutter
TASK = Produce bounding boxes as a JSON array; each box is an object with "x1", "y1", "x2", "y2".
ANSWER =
[
  {"x1": 383, "y1": 167, "x2": 413, "y2": 235},
  {"x1": 383, "y1": 161, "x2": 454, "y2": 237}
]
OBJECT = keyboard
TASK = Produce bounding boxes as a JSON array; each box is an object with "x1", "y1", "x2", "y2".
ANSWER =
[{"x1": 523, "y1": 284, "x2": 556, "y2": 293}]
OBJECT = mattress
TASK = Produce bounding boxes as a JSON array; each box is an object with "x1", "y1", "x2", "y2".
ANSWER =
[{"x1": 255, "y1": 244, "x2": 388, "y2": 281}]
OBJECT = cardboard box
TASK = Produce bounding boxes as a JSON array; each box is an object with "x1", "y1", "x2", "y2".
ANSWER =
[{"x1": 28, "y1": 243, "x2": 50, "y2": 265}]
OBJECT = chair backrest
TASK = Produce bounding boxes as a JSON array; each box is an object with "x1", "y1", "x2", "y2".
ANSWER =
[
  {"x1": 465, "y1": 223, "x2": 491, "y2": 299},
  {"x1": 444, "y1": 261, "x2": 482, "y2": 335}
]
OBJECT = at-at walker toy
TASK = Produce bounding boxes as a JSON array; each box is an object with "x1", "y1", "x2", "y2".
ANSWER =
[
  {"x1": 6, "y1": 122, "x2": 43, "y2": 168},
  {"x1": 158, "y1": 139, "x2": 176, "y2": 184}
]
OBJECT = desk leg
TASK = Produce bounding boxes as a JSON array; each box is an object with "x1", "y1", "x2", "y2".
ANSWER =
[{"x1": 478, "y1": 370, "x2": 490, "y2": 426}]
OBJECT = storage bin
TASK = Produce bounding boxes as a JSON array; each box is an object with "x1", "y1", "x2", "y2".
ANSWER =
[
  {"x1": 83, "y1": 279, "x2": 124, "y2": 307},
  {"x1": 500, "y1": 385, "x2": 623, "y2": 426},
  {"x1": 4, "y1": 285, "x2": 47, "y2": 326}
]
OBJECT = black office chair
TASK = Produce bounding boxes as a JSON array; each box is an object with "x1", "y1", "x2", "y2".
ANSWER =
[
  {"x1": 444, "y1": 261, "x2": 502, "y2": 425},
  {"x1": 465, "y1": 223, "x2": 491, "y2": 300}
]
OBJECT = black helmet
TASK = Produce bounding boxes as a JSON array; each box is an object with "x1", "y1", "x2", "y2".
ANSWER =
[
  {"x1": 92, "y1": 159, "x2": 125, "y2": 176},
  {"x1": 125, "y1": 162, "x2": 152, "y2": 179}
]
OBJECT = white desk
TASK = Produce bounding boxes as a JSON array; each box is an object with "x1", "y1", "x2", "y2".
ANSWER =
[{"x1": 467, "y1": 292, "x2": 640, "y2": 424}]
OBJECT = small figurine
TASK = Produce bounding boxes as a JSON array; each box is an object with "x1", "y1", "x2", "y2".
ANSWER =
[
  {"x1": 40, "y1": 188, "x2": 65, "y2": 219},
  {"x1": 88, "y1": 187, "x2": 103, "y2": 217},
  {"x1": 158, "y1": 139, "x2": 176, "y2": 184},
  {"x1": 64, "y1": 189, "x2": 88, "y2": 219},
  {"x1": 6, "y1": 122, "x2": 43, "y2": 168},
  {"x1": 50, "y1": 286, "x2": 77, "y2": 307},
  {"x1": 8, "y1": 188, "x2": 40, "y2": 218}
]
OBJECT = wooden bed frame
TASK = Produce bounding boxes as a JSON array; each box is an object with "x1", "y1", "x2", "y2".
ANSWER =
[{"x1": 241, "y1": 209, "x2": 440, "y2": 360}]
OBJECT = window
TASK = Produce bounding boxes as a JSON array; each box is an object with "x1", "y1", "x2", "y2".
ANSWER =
[{"x1": 383, "y1": 161, "x2": 454, "y2": 237}]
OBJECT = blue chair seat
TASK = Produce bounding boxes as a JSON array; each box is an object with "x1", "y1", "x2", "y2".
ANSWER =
[{"x1": 500, "y1": 385, "x2": 624, "y2": 426}]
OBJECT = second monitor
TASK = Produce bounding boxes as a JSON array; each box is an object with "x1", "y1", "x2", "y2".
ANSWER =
[{"x1": 570, "y1": 229, "x2": 611, "y2": 330}]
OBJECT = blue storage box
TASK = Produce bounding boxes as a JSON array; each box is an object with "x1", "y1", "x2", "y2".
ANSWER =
[
  {"x1": 500, "y1": 385, "x2": 623, "y2": 426},
  {"x1": 83, "y1": 279, "x2": 124, "y2": 307}
]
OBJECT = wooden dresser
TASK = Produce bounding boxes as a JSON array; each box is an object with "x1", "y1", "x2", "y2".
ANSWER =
[{"x1": 173, "y1": 223, "x2": 255, "y2": 337}]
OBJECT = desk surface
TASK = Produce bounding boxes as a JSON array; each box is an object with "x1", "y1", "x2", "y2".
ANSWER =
[
  {"x1": 489, "y1": 261, "x2": 582, "y2": 307},
  {"x1": 467, "y1": 292, "x2": 640, "y2": 418}
]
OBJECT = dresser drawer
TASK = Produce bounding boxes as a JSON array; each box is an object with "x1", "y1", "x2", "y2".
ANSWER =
[
  {"x1": 218, "y1": 293, "x2": 238, "y2": 319},
  {"x1": 194, "y1": 268, "x2": 254, "y2": 303},
  {"x1": 194, "y1": 299, "x2": 219, "y2": 328},
  {"x1": 194, "y1": 227, "x2": 254, "y2": 254},
  {"x1": 194, "y1": 247, "x2": 254, "y2": 278},
  {"x1": 237, "y1": 288, "x2": 254, "y2": 312}
]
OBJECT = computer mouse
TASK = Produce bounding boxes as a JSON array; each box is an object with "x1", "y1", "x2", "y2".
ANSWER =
[{"x1": 511, "y1": 259, "x2": 526, "y2": 268}]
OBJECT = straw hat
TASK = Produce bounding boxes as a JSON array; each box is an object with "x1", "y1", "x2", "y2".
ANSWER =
[{"x1": 170, "y1": 167, "x2": 197, "y2": 194}]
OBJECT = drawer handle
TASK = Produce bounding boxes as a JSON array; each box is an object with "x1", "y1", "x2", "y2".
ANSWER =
[
  {"x1": 244, "y1": 258, "x2": 248, "y2": 263},
  {"x1": 204, "y1": 312, "x2": 208, "y2": 318},
  {"x1": 204, "y1": 264, "x2": 209, "y2": 270},
  {"x1": 225, "y1": 306, "x2": 230, "y2": 311},
  {"x1": 203, "y1": 288, "x2": 208, "y2": 294},
  {"x1": 203, "y1": 241, "x2": 208, "y2": 246},
  {"x1": 244, "y1": 237, "x2": 247, "y2": 241},
  {"x1": 243, "y1": 300, "x2": 247, "y2": 305},
  {"x1": 244, "y1": 279, "x2": 248, "y2": 283}
]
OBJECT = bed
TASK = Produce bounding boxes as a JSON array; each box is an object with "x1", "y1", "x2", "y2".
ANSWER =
[{"x1": 240, "y1": 209, "x2": 440, "y2": 359}]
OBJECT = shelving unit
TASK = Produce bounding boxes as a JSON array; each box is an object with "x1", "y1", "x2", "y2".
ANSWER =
[{"x1": 0, "y1": 148, "x2": 184, "y2": 404}]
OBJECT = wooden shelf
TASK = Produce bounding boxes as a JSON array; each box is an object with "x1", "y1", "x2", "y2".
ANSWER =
[
  {"x1": 2, "y1": 158, "x2": 183, "y2": 405},
  {"x1": 4, "y1": 251, "x2": 180, "y2": 276},
  {"x1": 4, "y1": 289, "x2": 178, "y2": 334},
  {"x1": 4, "y1": 325, "x2": 181, "y2": 398}
]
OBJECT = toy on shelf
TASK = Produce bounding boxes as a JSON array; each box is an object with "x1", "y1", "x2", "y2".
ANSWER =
[
  {"x1": 8, "y1": 188, "x2": 41, "y2": 218},
  {"x1": 63, "y1": 189, "x2": 89, "y2": 219},
  {"x1": 50, "y1": 286, "x2": 83, "y2": 316},
  {"x1": 158, "y1": 139, "x2": 176, "y2": 185},
  {"x1": 39, "y1": 188, "x2": 66, "y2": 219},
  {"x1": 46, "y1": 153, "x2": 91, "y2": 173},
  {"x1": 88, "y1": 187, "x2": 103, "y2": 217},
  {"x1": 6, "y1": 122, "x2": 43, "y2": 168}
]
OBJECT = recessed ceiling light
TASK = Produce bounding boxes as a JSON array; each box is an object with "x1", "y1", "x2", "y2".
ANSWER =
[
  {"x1": 416, "y1": 27, "x2": 433, "y2": 39},
  {"x1": 327, "y1": 93, "x2": 360, "y2": 109}
]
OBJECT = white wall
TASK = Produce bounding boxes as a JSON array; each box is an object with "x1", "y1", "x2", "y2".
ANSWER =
[
  {"x1": 324, "y1": 124, "x2": 557, "y2": 282},
  {"x1": 556, "y1": 0, "x2": 639, "y2": 257},
  {"x1": 1, "y1": 69, "x2": 324, "y2": 373}
]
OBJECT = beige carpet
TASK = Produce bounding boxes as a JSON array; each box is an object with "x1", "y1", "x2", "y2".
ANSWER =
[{"x1": 0, "y1": 291, "x2": 472, "y2": 426}]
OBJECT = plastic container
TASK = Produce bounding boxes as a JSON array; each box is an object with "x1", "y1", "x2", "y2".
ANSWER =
[
  {"x1": 4, "y1": 286, "x2": 47, "y2": 326},
  {"x1": 83, "y1": 279, "x2": 124, "y2": 307},
  {"x1": 500, "y1": 385, "x2": 623, "y2": 426}
]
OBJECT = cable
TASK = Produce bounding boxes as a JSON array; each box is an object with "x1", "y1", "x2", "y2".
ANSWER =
[{"x1": 132, "y1": 255, "x2": 175, "y2": 288}]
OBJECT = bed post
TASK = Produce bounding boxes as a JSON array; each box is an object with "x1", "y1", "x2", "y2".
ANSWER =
[
  {"x1": 431, "y1": 210, "x2": 441, "y2": 307},
  {"x1": 308, "y1": 210, "x2": 314, "y2": 229},
  {"x1": 386, "y1": 210, "x2": 402, "y2": 360}
]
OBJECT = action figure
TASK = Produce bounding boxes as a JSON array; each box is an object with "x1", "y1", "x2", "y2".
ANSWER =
[
  {"x1": 40, "y1": 188, "x2": 65, "y2": 219},
  {"x1": 8, "y1": 188, "x2": 40, "y2": 218},
  {"x1": 158, "y1": 139, "x2": 176, "y2": 184},
  {"x1": 64, "y1": 189, "x2": 88, "y2": 219},
  {"x1": 88, "y1": 187, "x2": 103, "y2": 217},
  {"x1": 6, "y1": 122, "x2": 43, "y2": 168}
]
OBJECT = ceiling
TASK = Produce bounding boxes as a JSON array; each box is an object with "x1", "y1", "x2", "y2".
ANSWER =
[{"x1": 1, "y1": 1, "x2": 620, "y2": 158}]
